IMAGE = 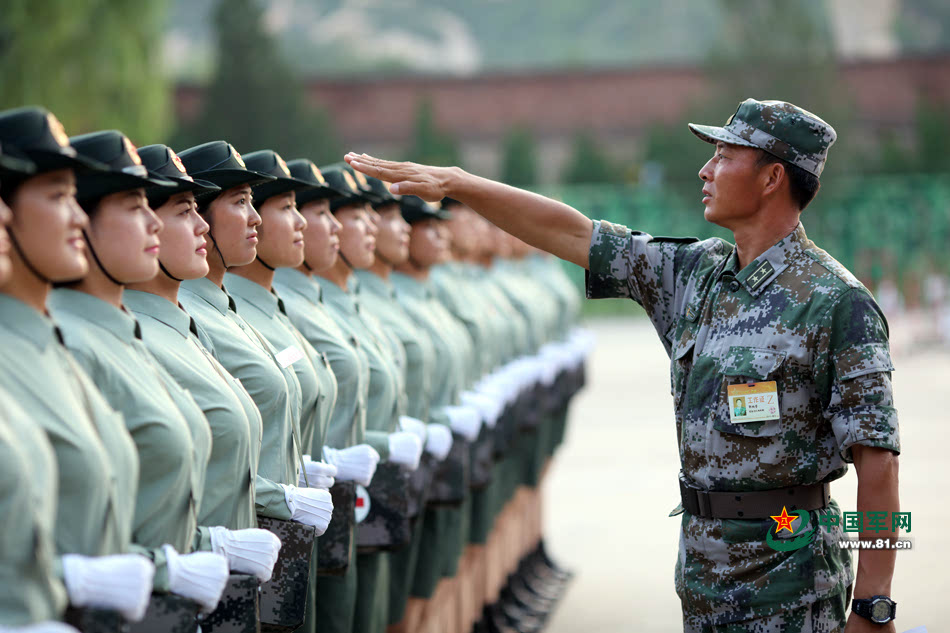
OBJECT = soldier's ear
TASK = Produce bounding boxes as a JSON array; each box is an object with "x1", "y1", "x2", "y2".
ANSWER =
[{"x1": 760, "y1": 161, "x2": 786, "y2": 198}]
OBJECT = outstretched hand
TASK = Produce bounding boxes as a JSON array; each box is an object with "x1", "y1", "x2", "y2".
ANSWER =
[{"x1": 344, "y1": 153, "x2": 458, "y2": 202}]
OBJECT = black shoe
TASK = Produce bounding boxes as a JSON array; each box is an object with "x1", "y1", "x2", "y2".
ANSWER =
[
  {"x1": 483, "y1": 604, "x2": 520, "y2": 633},
  {"x1": 508, "y1": 576, "x2": 557, "y2": 609}
]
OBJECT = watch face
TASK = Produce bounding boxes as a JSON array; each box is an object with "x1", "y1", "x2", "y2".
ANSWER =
[{"x1": 871, "y1": 600, "x2": 891, "y2": 622}]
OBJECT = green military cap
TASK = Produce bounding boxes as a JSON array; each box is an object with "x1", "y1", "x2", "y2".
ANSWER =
[
  {"x1": 688, "y1": 98, "x2": 836, "y2": 177},
  {"x1": 363, "y1": 175, "x2": 400, "y2": 208},
  {"x1": 243, "y1": 149, "x2": 319, "y2": 203},
  {"x1": 137, "y1": 144, "x2": 221, "y2": 207},
  {"x1": 285, "y1": 159, "x2": 337, "y2": 205},
  {"x1": 69, "y1": 130, "x2": 176, "y2": 201},
  {"x1": 400, "y1": 195, "x2": 451, "y2": 224},
  {"x1": 440, "y1": 197, "x2": 462, "y2": 209},
  {"x1": 320, "y1": 163, "x2": 375, "y2": 212},
  {"x1": 0, "y1": 107, "x2": 108, "y2": 174},
  {"x1": 327, "y1": 162, "x2": 384, "y2": 205},
  {"x1": 177, "y1": 141, "x2": 276, "y2": 192}
]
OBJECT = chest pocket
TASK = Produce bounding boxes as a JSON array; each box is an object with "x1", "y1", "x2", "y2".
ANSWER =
[{"x1": 713, "y1": 346, "x2": 786, "y2": 437}]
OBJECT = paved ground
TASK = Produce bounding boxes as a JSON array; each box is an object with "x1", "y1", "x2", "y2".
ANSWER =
[{"x1": 543, "y1": 317, "x2": 945, "y2": 633}]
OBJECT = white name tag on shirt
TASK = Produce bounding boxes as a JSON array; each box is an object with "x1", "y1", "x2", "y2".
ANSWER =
[
  {"x1": 727, "y1": 381, "x2": 780, "y2": 424},
  {"x1": 275, "y1": 345, "x2": 305, "y2": 368}
]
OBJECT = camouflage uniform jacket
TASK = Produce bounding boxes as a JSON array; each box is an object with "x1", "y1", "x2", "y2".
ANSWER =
[{"x1": 586, "y1": 220, "x2": 900, "y2": 625}]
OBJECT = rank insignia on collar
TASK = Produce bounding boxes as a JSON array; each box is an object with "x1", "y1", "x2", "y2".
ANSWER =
[{"x1": 747, "y1": 260, "x2": 775, "y2": 291}]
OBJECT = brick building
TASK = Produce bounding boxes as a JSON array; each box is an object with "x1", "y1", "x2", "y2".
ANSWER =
[{"x1": 175, "y1": 54, "x2": 950, "y2": 182}]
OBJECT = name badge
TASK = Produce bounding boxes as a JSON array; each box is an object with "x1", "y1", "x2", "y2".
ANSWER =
[
  {"x1": 275, "y1": 345, "x2": 304, "y2": 368},
  {"x1": 726, "y1": 381, "x2": 779, "y2": 424}
]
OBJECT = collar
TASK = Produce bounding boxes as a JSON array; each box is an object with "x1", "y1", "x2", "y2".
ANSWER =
[
  {"x1": 720, "y1": 223, "x2": 807, "y2": 298},
  {"x1": 48, "y1": 288, "x2": 141, "y2": 343},
  {"x1": 274, "y1": 268, "x2": 324, "y2": 306},
  {"x1": 313, "y1": 275, "x2": 359, "y2": 315},
  {"x1": 354, "y1": 270, "x2": 396, "y2": 300},
  {"x1": 123, "y1": 289, "x2": 199, "y2": 339},
  {"x1": 224, "y1": 273, "x2": 279, "y2": 318},
  {"x1": 391, "y1": 272, "x2": 431, "y2": 300},
  {"x1": 181, "y1": 277, "x2": 238, "y2": 315},
  {"x1": 0, "y1": 294, "x2": 61, "y2": 351}
]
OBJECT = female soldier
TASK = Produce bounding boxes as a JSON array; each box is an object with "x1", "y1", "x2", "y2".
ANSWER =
[
  {"x1": 0, "y1": 107, "x2": 153, "y2": 622},
  {"x1": 0, "y1": 145, "x2": 75, "y2": 633},
  {"x1": 273, "y1": 159, "x2": 380, "y2": 633},
  {"x1": 352, "y1": 177, "x2": 458, "y2": 630},
  {"x1": 176, "y1": 141, "x2": 333, "y2": 533},
  {"x1": 227, "y1": 150, "x2": 341, "y2": 633},
  {"x1": 125, "y1": 143, "x2": 285, "y2": 583},
  {"x1": 48, "y1": 130, "x2": 233, "y2": 612},
  {"x1": 312, "y1": 165, "x2": 424, "y2": 633}
]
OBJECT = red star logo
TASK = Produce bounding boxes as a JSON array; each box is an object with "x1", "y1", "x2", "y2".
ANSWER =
[{"x1": 771, "y1": 506, "x2": 796, "y2": 534}]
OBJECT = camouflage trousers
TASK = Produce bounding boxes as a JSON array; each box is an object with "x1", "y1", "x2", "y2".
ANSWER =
[{"x1": 682, "y1": 587, "x2": 849, "y2": 633}]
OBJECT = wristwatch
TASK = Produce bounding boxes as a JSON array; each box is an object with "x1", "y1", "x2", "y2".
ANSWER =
[{"x1": 851, "y1": 595, "x2": 897, "y2": 624}]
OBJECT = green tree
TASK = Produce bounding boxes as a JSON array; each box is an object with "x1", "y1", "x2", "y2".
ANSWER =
[
  {"x1": 500, "y1": 127, "x2": 538, "y2": 186},
  {"x1": 407, "y1": 100, "x2": 461, "y2": 167},
  {"x1": 561, "y1": 132, "x2": 620, "y2": 184},
  {"x1": 170, "y1": 0, "x2": 341, "y2": 163},
  {"x1": 0, "y1": 0, "x2": 172, "y2": 142}
]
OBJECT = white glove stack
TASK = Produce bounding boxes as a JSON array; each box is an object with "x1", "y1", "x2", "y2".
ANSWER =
[
  {"x1": 398, "y1": 416, "x2": 427, "y2": 444},
  {"x1": 0, "y1": 623, "x2": 81, "y2": 633},
  {"x1": 61, "y1": 553, "x2": 155, "y2": 622},
  {"x1": 323, "y1": 444, "x2": 380, "y2": 486},
  {"x1": 208, "y1": 526, "x2": 282, "y2": 582},
  {"x1": 387, "y1": 431, "x2": 423, "y2": 470},
  {"x1": 162, "y1": 545, "x2": 229, "y2": 613},
  {"x1": 424, "y1": 424, "x2": 453, "y2": 460},
  {"x1": 442, "y1": 405, "x2": 481, "y2": 441},
  {"x1": 280, "y1": 485, "x2": 334, "y2": 534},
  {"x1": 298, "y1": 455, "x2": 337, "y2": 489},
  {"x1": 460, "y1": 391, "x2": 502, "y2": 428}
]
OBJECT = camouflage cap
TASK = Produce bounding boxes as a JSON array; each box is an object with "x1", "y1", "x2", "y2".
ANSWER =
[{"x1": 688, "y1": 99, "x2": 836, "y2": 177}]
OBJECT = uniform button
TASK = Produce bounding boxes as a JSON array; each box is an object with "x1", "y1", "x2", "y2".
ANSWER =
[{"x1": 729, "y1": 281, "x2": 741, "y2": 292}]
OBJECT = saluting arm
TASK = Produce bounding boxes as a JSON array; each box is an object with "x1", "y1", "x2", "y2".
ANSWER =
[{"x1": 345, "y1": 153, "x2": 594, "y2": 269}]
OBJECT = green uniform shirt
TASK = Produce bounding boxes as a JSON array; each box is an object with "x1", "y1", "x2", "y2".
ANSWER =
[
  {"x1": 275, "y1": 268, "x2": 363, "y2": 452},
  {"x1": 0, "y1": 295, "x2": 138, "y2": 558},
  {"x1": 355, "y1": 271, "x2": 436, "y2": 422},
  {"x1": 225, "y1": 273, "x2": 331, "y2": 462},
  {"x1": 314, "y1": 276, "x2": 398, "y2": 456},
  {"x1": 430, "y1": 263, "x2": 499, "y2": 376},
  {"x1": 180, "y1": 277, "x2": 296, "y2": 520},
  {"x1": 587, "y1": 220, "x2": 899, "y2": 625},
  {"x1": 0, "y1": 389, "x2": 67, "y2": 625},
  {"x1": 124, "y1": 289, "x2": 259, "y2": 530},
  {"x1": 49, "y1": 289, "x2": 211, "y2": 561}
]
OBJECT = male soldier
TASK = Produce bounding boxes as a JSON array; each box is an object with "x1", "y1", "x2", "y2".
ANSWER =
[{"x1": 346, "y1": 99, "x2": 900, "y2": 632}]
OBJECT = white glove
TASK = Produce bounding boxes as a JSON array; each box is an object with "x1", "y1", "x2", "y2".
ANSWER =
[
  {"x1": 399, "y1": 416, "x2": 427, "y2": 444},
  {"x1": 323, "y1": 444, "x2": 380, "y2": 486},
  {"x1": 299, "y1": 455, "x2": 337, "y2": 489},
  {"x1": 424, "y1": 424, "x2": 453, "y2": 460},
  {"x1": 443, "y1": 405, "x2": 481, "y2": 441},
  {"x1": 61, "y1": 553, "x2": 155, "y2": 622},
  {"x1": 460, "y1": 391, "x2": 502, "y2": 428},
  {"x1": 0, "y1": 623, "x2": 81, "y2": 633},
  {"x1": 387, "y1": 431, "x2": 423, "y2": 471},
  {"x1": 208, "y1": 526, "x2": 282, "y2": 583},
  {"x1": 281, "y1": 484, "x2": 333, "y2": 535},
  {"x1": 162, "y1": 545, "x2": 229, "y2": 613}
]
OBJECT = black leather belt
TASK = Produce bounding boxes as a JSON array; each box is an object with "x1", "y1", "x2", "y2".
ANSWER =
[{"x1": 679, "y1": 475, "x2": 830, "y2": 520}]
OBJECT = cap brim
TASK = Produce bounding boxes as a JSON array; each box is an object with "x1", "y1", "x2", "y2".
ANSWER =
[
  {"x1": 146, "y1": 175, "x2": 221, "y2": 200},
  {"x1": 252, "y1": 176, "x2": 317, "y2": 203},
  {"x1": 76, "y1": 170, "x2": 177, "y2": 201},
  {"x1": 330, "y1": 192, "x2": 371, "y2": 212},
  {"x1": 25, "y1": 147, "x2": 110, "y2": 174},
  {"x1": 687, "y1": 123, "x2": 759, "y2": 149},
  {"x1": 190, "y1": 168, "x2": 276, "y2": 192},
  {"x1": 295, "y1": 184, "x2": 339, "y2": 206},
  {"x1": 0, "y1": 152, "x2": 36, "y2": 176}
]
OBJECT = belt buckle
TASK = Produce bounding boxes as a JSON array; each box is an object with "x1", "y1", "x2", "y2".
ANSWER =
[{"x1": 694, "y1": 489, "x2": 712, "y2": 518}]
